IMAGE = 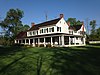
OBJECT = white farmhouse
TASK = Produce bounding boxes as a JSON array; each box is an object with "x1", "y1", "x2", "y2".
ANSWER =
[{"x1": 15, "y1": 14, "x2": 86, "y2": 47}]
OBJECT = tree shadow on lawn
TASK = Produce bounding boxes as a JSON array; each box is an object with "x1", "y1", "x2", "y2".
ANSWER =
[
  {"x1": 0, "y1": 46, "x2": 27, "y2": 56},
  {"x1": 44, "y1": 46, "x2": 100, "y2": 75}
]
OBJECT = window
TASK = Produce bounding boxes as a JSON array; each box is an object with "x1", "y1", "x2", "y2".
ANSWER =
[
  {"x1": 57, "y1": 27, "x2": 61, "y2": 32},
  {"x1": 23, "y1": 40, "x2": 25, "y2": 43},
  {"x1": 69, "y1": 31, "x2": 73, "y2": 34},
  {"x1": 33, "y1": 31, "x2": 35, "y2": 35},
  {"x1": 76, "y1": 37, "x2": 78, "y2": 40},
  {"x1": 30, "y1": 32, "x2": 32, "y2": 35},
  {"x1": 42, "y1": 29, "x2": 43, "y2": 33},
  {"x1": 40, "y1": 30, "x2": 42, "y2": 34},
  {"x1": 47, "y1": 28, "x2": 48, "y2": 33},
  {"x1": 52, "y1": 27, "x2": 54, "y2": 32},
  {"x1": 37, "y1": 31, "x2": 38, "y2": 35},
  {"x1": 44, "y1": 29, "x2": 47, "y2": 33},
  {"x1": 60, "y1": 27, "x2": 61, "y2": 32},
  {"x1": 49, "y1": 28, "x2": 52, "y2": 32}
]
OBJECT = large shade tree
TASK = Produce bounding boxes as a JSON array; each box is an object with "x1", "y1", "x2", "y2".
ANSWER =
[{"x1": 0, "y1": 8, "x2": 24, "y2": 38}]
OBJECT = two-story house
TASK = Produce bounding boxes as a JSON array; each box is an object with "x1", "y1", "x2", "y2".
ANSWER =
[{"x1": 15, "y1": 14, "x2": 86, "y2": 47}]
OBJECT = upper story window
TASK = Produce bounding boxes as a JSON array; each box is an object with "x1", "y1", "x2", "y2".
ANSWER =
[
  {"x1": 40, "y1": 30, "x2": 42, "y2": 34},
  {"x1": 74, "y1": 31, "x2": 77, "y2": 33},
  {"x1": 57, "y1": 27, "x2": 61, "y2": 32},
  {"x1": 37, "y1": 31, "x2": 38, "y2": 35},
  {"x1": 69, "y1": 31, "x2": 73, "y2": 34},
  {"x1": 49, "y1": 27, "x2": 54, "y2": 32},
  {"x1": 33, "y1": 31, "x2": 35, "y2": 35},
  {"x1": 29, "y1": 31, "x2": 32, "y2": 35},
  {"x1": 44, "y1": 29, "x2": 47, "y2": 33},
  {"x1": 49, "y1": 28, "x2": 52, "y2": 32},
  {"x1": 47, "y1": 28, "x2": 48, "y2": 33}
]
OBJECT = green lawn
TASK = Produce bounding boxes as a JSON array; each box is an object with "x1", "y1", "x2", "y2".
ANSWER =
[{"x1": 0, "y1": 44, "x2": 100, "y2": 75}]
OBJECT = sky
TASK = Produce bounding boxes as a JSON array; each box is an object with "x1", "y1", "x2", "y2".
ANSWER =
[{"x1": 0, "y1": 0, "x2": 100, "y2": 31}]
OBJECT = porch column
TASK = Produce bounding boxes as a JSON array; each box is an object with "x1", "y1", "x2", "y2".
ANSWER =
[
  {"x1": 74, "y1": 37, "x2": 76, "y2": 45},
  {"x1": 21, "y1": 40, "x2": 22, "y2": 44},
  {"x1": 69, "y1": 36, "x2": 71, "y2": 45},
  {"x1": 33, "y1": 38, "x2": 35, "y2": 47},
  {"x1": 61, "y1": 35, "x2": 64, "y2": 46},
  {"x1": 83, "y1": 37, "x2": 85, "y2": 45},
  {"x1": 29, "y1": 39, "x2": 30, "y2": 45},
  {"x1": 38, "y1": 38, "x2": 40, "y2": 47},
  {"x1": 18, "y1": 40, "x2": 19, "y2": 44},
  {"x1": 25, "y1": 39, "x2": 26, "y2": 45},
  {"x1": 51, "y1": 37, "x2": 53, "y2": 46},
  {"x1": 44, "y1": 38, "x2": 46, "y2": 47},
  {"x1": 59, "y1": 36, "x2": 61, "y2": 45},
  {"x1": 15, "y1": 40, "x2": 17, "y2": 43}
]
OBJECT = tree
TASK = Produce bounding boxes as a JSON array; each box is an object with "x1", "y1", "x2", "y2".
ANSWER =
[
  {"x1": 66, "y1": 18, "x2": 82, "y2": 26},
  {"x1": 22, "y1": 24, "x2": 30, "y2": 31},
  {"x1": 90, "y1": 20, "x2": 96, "y2": 35},
  {"x1": 0, "y1": 8, "x2": 24, "y2": 38}
]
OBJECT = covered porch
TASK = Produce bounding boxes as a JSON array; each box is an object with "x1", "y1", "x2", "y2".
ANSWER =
[{"x1": 15, "y1": 34, "x2": 85, "y2": 47}]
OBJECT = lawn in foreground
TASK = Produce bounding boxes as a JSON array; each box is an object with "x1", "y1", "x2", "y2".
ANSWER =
[{"x1": 0, "y1": 45, "x2": 100, "y2": 75}]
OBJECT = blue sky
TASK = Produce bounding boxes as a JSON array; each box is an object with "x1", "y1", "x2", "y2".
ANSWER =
[{"x1": 0, "y1": 0, "x2": 100, "y2": 31}]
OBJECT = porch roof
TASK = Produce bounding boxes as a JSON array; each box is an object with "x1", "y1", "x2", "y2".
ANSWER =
[{"x1": 16, "y1": 33, "x2": 83, "y2": 39}]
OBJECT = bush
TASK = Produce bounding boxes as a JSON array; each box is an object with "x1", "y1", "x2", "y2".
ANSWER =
[
  {"x1": 39, "y1": 44, "x2": 44, "y2": 47},
  {"x1": 35, "y1": 44, "x2": 38, "y2": 47},
  {"x1": 46, "y1": 44, "x2": 51, "y2": 47}
]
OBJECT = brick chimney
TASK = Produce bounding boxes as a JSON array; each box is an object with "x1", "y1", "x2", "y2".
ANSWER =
[
  {"x1": 60, "y1": 14, "x2": 64, "y2": 18},
  {"x1": 31, "y1": 22, "x2": 35, "y2": 27}
]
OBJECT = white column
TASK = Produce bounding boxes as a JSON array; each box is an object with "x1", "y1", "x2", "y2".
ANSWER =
[
  {"x1": 38, "y1": 38, "x2": 40, "y2": 47},
  {"x1": 61, "y1": 35, "x2": 64, "y2": 46},
  {"x1": 18, "y1": 40, "x2": 19, "y2": 44},
  {"x1": 51, "y1": 37, "x2": 53, "y2": 46},
  {"x1": 21, "y1": 40, "x2": 22, "y2": 44},
  {"x1": 83, "y1": 37, "x2": 85, "y2": 45},
  {"x1": 32, "y1": 38, "x2": 35, "y2": 47},
  {"x1": 69, "y1": 36, "x2": 71, "y2": 45},
  {"x1": 29, "y1": 39, "x2": 30, "y2": 45},
  {"x1": 15, "y1": 40, "x2": 17, "y2": 43},
  {"x1": 44, "y1": 38, "x2": 46, "y2": 47},
  {"x1": 25, "y1": 39, "x2": 26, "y2": 45},
  {"x1": 74, "y1": 37, "x2": 76, "y2": 45},
  {"x1": 59, "y1": 36, "x2": 61, "y2": 45}
]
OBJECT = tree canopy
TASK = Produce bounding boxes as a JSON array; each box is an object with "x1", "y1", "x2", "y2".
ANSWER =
[
  {"x1": 66, "y1": 18, "x2": 82, "y2": 26},
  {"x1": 0, "y1": 9, "x2": 30, "y2": 39},
  {"x1": 0, "y1": 9, "x2": 24, "y2": 37}
]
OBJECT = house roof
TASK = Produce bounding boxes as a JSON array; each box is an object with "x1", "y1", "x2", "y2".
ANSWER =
[
  {"x1": 28, "y1": 18, "x2": 61, "y2": 31},
  {"x1": 69, "y1": 25, "x2": 82, "y2": 31},
  {"x1": 16, "y1": 31, "x2": 27, "y2": 39}
]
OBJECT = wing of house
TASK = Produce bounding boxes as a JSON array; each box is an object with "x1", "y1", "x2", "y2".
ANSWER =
[{"x1": 15, "y1": 14, "x2": 86, "y2": 47}]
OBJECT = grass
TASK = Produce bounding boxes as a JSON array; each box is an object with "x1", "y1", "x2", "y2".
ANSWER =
[{"x1": 0, "y1": 44, "x2": 100, "y2": 75}]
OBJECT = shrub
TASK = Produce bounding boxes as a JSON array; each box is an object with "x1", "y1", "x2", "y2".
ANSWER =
[
  {"x1": 39, "y1": 44, "x2": 44, "y2": 47},
  {"x1": 46, "y1": 44, "x2": 51, "y2": 47},
  {"x1": 35, "y1": 44, "x2": 38, "y2": 47}
]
